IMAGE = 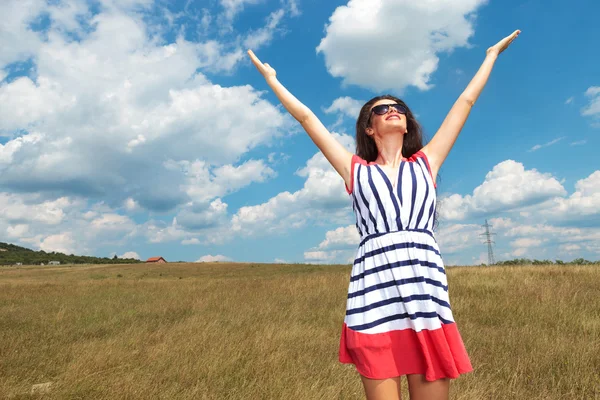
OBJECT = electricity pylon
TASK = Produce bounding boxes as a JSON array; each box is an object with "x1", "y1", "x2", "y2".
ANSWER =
[{"x1": 479, "y1": 219, "x2": 496, "y2": 266}]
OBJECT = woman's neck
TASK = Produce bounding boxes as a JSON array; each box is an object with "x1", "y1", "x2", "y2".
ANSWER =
[{"x1": 374, "y1": 134, "x2": 405, "y2": 166}]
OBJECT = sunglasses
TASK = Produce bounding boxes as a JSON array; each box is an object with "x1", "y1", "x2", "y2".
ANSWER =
[{"x1": 368, "y1": 103, "x2": 407, "y2": 124}]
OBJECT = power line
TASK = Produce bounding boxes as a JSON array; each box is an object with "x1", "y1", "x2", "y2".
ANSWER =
[{"x1": 479, "y1": 219, "x2": 496, "y2": 266}]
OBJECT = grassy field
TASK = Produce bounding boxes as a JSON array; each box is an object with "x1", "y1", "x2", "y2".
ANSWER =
[{"x1": 0, "y1": 262, "x2": 599, "y2": 399}]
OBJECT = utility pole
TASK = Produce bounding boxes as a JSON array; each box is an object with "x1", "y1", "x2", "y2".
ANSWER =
[{"x1": 479, "y1": 219, "x2": 496, "y2": 266}]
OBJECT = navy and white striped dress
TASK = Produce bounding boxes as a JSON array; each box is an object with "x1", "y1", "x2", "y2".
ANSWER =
[{"x1": 339, "y1": 150, "x2": 472, "y2": 381}]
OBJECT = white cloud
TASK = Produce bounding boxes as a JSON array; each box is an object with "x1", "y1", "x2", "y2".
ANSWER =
[
  {"x1": 170, "y1": 159, "x2": 276, "y2": 204},
  {"x1": 509, "y1": 237, "x2": 546, "y2": 258},
  {"x1": 89, "y1": 213, "x2": 136, "y2": 241},
  {"x1": 303, "y1": 249, "x2": 353, "y2": 264},
  {"x1": 435, "y1": 223, "x2": 482, "y2": 254},
  {"x1": 510, "y1": 237, "x2": 544, "y2": 248},
  {"x1": 196, "y1": 254, "x2": 232, "y2": 262},
  {"x1": 0, "y1": 193, "x2": 72, "y2": 225},
  {"x1": 527, "y1": 136, "x2": 565, "y2": 152},
  {"x1": 581, "y1": 86, "x2": 600, "y2": 121},
  {"x1": 570, "y1": 140, "x2": 587, "y2": 146},
  {"x1": 565, "y1": 96, "x2": 574, "y2": 105},
  {"x1": 317, "y1": 225, "x2": 360, "y2": 250},
  {"x1": 220, "y1": 0, "x2": 262, "y2": 23},
  {"x1": 243, "y1": 9, "x2": 285, "y2": 49},
  {"x1": 119, "y1": 251, "x2": 140, "y2": 259},
  {"x1": 231, "y1": 133, "x2": 355, "y2": 236},
  {"x1": 0, "y1": 2, "x2": 291, "y2": 214},
  {"x1": 316, "y1": 0, "x2": 486, "y2": 92},
  {"x1": 144, "y1": 217, "x2": 187, "y2": 244},
  {"x1": 123, "y1": 198, "x2": 140, "y2": 212},
  {"x1": 285, "y1": 0, "x2": 300, "y2": 16},
  {"x1": 181, "y1": 238, "x2": 200, "y2": 245},
  {"x1": 439, "y1": 160, "x2": 566, "y2": 221},
  {"x1": 0, "y1": 0, "x2": 46, "y2": 67},
  {"x1": 302, "y1": 224, "x2": 360, "y2": 264},
  {"x1": 540, "y1": 170, "x2": 600, "y2": 224},
  {"x1": 7, "y1": 224, "x2": 29, "y2": 238},
  {"x1": 324, "y1": 96, "x2": 364, "y2": 119},
  {"x1": 176, "y1": 199, "x2": 229, "y2": 231},
  {"x1": 40, "y1": 233, "x2": 76, "y2": 254},
  {"x1": 558, "y1": 243, "x2": 580, "y2": 255}
]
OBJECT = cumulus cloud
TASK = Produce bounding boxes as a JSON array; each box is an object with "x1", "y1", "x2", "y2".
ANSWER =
[
  {"x1": 196, "y1": 254, "x2": 232, "y2": 262},
  {"x1": 435, "y1": 222, "x2": 482, "y2": 255},
  {"x1": 0, "y1": 193, "x2": 72, "y2": 225},
  {"x1": 231, "y1": 133, "x2": 355, "y2": 236},
  {"x1": 40, "y1": 233, "x2": 76, "y2": 254},
  {"x1": 484, "y1": 217, "x2": 600, "y2": 261},
  {"x1": 439, "y1": 160, "x2": 566, "y2": 221},
  {"x1": 0, "y1": 0, "x2": 291, "y2": 216},
  {"x1": 316, "y1": 0, "x2": 486, "y2": 92},
  {"x1": 7, "y1": 224, "x2": 29, "y2": 238},
  {"x1": 119, "y1": 251, "x2": 140, "y2": 259},
  {"x1": 176, "y1": 199, "x2": 229, "y2": 231},
  {"x1": 168, "y1": 159, "x2": 276, "y2": 204},
  {"x1": 304, "y1": 249, "x2": 354, "y2": 264},
  {"x1": 324, "y1": 96, "x2": 364, "y2": 119},
  {"x1": 301, "y1": 224, "x2": 359, "y2": 265},
  {"x1": 0, "y1": 0, "x2": 46, "y2": 68},
  {"x1": 539, "y1": 171, "x2": 600, "y2": 225},
  {"x1": 317, "y1": 225, "x2": 360, "y2": 250}
]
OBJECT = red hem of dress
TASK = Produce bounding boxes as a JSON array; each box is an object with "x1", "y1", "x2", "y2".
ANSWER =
[{"x1": 339, "y1": 322, "x2": 472, "y2": 381}]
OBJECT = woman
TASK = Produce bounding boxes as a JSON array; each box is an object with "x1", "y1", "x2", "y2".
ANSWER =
[{"x1": 248, "y1": 29, "x2": 520, "y2": 400}]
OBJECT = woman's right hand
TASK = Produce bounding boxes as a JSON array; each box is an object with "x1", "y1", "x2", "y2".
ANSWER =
[{"x1": 247, "y1": 50, "x2": 277, "y2": 81}]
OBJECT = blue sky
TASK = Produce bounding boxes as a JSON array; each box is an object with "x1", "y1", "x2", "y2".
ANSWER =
[{"x1": 0, "y1": 0, "x2": 599, "y2": 265}]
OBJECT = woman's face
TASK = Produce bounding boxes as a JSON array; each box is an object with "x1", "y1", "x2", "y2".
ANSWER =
[{"x1": 367, "y1": 99, "x2": 408, "y2": 137}]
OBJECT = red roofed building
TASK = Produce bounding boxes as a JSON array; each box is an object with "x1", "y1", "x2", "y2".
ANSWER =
[{"x1": 146, "y1": 256, "x2": 167, "y2": 263}]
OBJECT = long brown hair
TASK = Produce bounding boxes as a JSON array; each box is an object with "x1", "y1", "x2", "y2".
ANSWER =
[
  {"x1": 355, "y1": 94, "x2": 440, "y2": 230},
  {"x1": 355, "y1": 94, "x2": 424, "y2": 162}
]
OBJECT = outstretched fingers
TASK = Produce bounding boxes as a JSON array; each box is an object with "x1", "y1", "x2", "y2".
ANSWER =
[
  {"x1": 247, "y1": 49, "x2": 264, "y2": 70},
  {"x1": 507, "y1": 29, "x2": 520, "y2": 44}
]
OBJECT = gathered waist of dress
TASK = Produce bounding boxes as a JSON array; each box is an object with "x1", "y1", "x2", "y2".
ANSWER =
[{"x1": 359, "y1": 229, "x2": 435, "y2": 247}]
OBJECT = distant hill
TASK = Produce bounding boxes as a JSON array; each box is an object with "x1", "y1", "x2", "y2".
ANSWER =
[{"x1": 0, "y1": 242, "x2": 143, "y2": 266}]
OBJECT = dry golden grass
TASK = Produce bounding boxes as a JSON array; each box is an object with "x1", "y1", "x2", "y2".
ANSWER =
[{"x1": 0, "y1": 262, "x2": 599, "y2": 399}]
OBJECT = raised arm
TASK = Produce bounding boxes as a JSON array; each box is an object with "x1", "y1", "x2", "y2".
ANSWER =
[
  {"x1": 247, "y1": 50, "x2": 354, "y2": 188},
  {"x1": 422, "y1": 30, "x2": 521, "y2": 178}
]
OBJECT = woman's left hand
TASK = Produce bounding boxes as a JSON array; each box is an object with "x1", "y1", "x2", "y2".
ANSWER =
[{"x1": 487, "y1": 29, "x2": 521, "y2": 57}]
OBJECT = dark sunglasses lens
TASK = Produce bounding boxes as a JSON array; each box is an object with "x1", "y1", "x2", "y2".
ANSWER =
[
  {"x1": 372, "y1": 104, "x2": 407, "y2": 115},
  {"x1": 372, "y1": 105, "x2": 389, "y2": 115},
  {"x1": 394, "y1": 105, "x2": 407, "y2": 114}
]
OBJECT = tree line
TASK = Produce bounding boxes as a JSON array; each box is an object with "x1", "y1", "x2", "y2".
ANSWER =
[
  {"x1": 488, "y1": 258, "x2": 599, "y2": 266},
  {"x1": 0, "y1": 242, "x2": 142, "y2": 266}
]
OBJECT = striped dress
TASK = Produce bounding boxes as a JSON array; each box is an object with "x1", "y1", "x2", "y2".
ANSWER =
[{"x1": 339, "y1": 150, "x2": 473, "y2": 381}]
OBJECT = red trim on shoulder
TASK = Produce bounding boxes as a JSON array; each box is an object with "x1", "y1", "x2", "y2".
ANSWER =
[
  {"x1": 415, "y1": 150, "x2": 437, "y2": 189},
  {"x1": 345, "y1": 154, "x2": 368, "y2": 194}
]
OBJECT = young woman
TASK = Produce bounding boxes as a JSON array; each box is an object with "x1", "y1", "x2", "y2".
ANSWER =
[{"x1": 249, "y1": 29, "x2": 520, "y2": 400}]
